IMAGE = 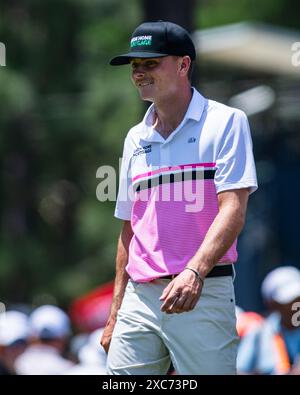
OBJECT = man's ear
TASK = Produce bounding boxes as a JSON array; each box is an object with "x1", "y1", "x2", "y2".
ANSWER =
[
  {"x1": 178, "y1": 61, "x2": 185, "y2": 74},
  {"x1": 179, "y1": 56, "x2": 190, "y2": 74}
]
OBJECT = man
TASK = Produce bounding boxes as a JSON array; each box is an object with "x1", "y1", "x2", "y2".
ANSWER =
[
  {"x1": 14, "y1": 305, "x2": 74, "y2": 375},
  {"x1": 237, "y1": 266, "x2": 300, "y2": 375},
  {"x1": 0, "y1": 310, "x2": 29, "y2": 375},
  {"x1": 101, "y1": 21, "x2": 258, "y2": 375}
]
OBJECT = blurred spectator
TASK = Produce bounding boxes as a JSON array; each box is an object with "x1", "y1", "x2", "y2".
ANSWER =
[
  {"x1": 236, "y1": 306, "x2": 264, "y2": 338},
  {"x1": 237, "y1": 267, "x2": 300, "y2": 374},
  {"x1": 68, "y1": 332, "x2": 90, "y2": 364},
  {"x1": 0, "y1": 311, "x2": 29, "y2": 375},
  {"x1": 65, "y1": 328, "x2": 107, "y2": 375},
  {"x1": 14, "y1": 305, "x2": 74, "y2": 375}
]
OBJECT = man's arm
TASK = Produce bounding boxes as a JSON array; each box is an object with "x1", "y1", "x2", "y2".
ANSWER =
[
  {"x1": 160, "y1": 188, "x2": 249, "y2": 314},
  {"x1": 100, "y1": 220, "x2": 133, "y2": 353},
  {"x1": 190, "y1": 188, "x2": 249, "y2": 278}
]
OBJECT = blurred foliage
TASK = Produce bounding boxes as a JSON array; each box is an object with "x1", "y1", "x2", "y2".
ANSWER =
[
  {"x1": 197, "y1": 0, "x2": 300, "y2": 30},
  {"x1": 0, "y1": 0, "x2": 299, "y2": 308},
  {"x1": 0, "y1": 0, "x2": 142, "y2": 307}
]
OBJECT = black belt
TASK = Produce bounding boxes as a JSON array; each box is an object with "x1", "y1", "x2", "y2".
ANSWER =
[{"x1": 160, "y1": 264, "x2": 233, "y2": 280}]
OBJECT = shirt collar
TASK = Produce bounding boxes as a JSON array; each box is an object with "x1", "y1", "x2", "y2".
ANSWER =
[{"x1": 140, "y1": 87, "x2": 206, "y2": 143}]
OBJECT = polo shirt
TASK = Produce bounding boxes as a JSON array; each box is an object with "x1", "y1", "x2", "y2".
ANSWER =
[{"x1": 115, "y1": 88, "x2": 258, "y2": 282}]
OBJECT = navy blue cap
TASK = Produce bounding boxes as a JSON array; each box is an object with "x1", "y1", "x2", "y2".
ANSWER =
[{"x1": 110, "y1": 21, "x2": 196, "y2": 66}]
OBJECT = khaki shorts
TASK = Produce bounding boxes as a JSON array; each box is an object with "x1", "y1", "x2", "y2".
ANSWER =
[{"x1": 107, "y1": 276, "x2": 238, "y2": 375}]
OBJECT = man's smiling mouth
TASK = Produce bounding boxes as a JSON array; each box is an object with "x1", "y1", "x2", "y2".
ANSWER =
[{"x1": 137, "y1": 81, "x2": 153, "y2": 87}]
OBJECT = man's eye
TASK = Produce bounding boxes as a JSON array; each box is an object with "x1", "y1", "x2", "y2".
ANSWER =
[{"x1": 131, "y1": 61, "x2": 158, "y2": 70}]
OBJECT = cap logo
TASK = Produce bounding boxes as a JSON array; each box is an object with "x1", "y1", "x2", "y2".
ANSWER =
[{"x1": 131, "y1": 35, "x2": 152, "y2": 48}]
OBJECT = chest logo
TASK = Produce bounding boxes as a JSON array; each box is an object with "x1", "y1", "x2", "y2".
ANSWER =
[{"x1": 133, "y1": 144, "x2": 152, "y2": 157}]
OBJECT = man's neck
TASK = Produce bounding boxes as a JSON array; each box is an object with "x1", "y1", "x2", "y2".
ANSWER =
[{"x1": 153, "y1": 85, "x2": 193, "y2": 139}]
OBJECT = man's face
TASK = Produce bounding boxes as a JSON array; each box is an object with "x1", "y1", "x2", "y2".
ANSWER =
[{"x1": 130, "y1": 56, "x2": 182, "y2": 102}]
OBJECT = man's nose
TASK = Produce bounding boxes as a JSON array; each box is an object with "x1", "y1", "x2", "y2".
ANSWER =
[{"x1": 132, "y1": 66, "x2": 146, "y2": 78}]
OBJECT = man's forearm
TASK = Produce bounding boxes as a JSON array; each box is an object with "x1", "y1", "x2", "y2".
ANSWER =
[
  {"x1": 109, "y1": 255, "x2": 129, "y2": 320},
  {"x1": 188, "y1": 189, "x2": 249, "y2": 278},
  {"x1": 109, "y1": 221, "x2": 133, "y2": 320},
  {"x1": 193, "y1": 206, "x2": 244, "y2": 277}
]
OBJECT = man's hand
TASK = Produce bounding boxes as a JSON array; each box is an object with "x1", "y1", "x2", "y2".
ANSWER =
[
  {"x1": 100, "y1": 316, "x2": 116, "y2": 353},
  {"x1": 159, "y1": 270, "x2": 203, "y2": 314}
]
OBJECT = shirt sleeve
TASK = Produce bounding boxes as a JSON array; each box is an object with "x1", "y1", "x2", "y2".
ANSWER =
[
  {"x1": 114, "y1": 136, "x2": 134, "y2": 220},
  {"x1": 214, "y1": 110, "x2": 258, "y2": 194}
]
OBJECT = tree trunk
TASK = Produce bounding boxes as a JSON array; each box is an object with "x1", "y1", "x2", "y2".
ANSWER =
[
  {"x1": 141, "y1": 0, "x2": 199, "y2": 89},
  {"x1": 142, "y1": 0, "x2": 196, "y2": 32}
]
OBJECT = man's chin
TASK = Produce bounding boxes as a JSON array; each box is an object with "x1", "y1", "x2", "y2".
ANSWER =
[{"x1": 138, "y1": 92, "x2": 154, "y2": 102}]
